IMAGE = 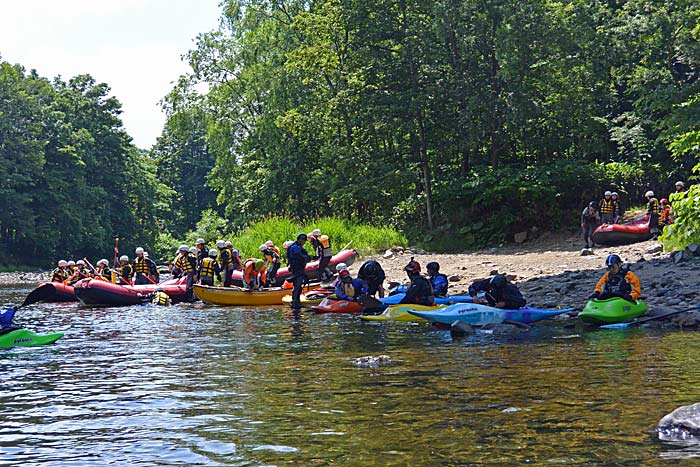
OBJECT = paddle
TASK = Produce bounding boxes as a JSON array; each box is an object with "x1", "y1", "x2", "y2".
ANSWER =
[
  {"x1": 600, "y1": 304, "x2": 700, "y2": 329},
  {"x1": 0, "y1": 283, "x2": 56, "y2": 327}
]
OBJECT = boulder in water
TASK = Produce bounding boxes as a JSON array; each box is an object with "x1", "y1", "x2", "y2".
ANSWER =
[
  {"x1": 353, "y1": 355, "x2": 392, "y2": 368},
  {"x1": 658, "y1": 403, "x2": 700, "y2": 441}
]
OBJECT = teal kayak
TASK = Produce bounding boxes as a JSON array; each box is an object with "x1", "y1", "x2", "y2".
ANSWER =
[
  {"x1": 578, "y1": 298, "x2": 648, "y2": 325},
  {"x1": 408, "y1": 303, "x2": 573, "y2": 326},
  {"x1": 0, "y1": 327, "x2": 64, "y2": 348}
]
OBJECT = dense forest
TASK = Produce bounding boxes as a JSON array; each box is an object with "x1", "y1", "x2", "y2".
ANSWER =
[{"x1": 2, "y1": 0, "x2": 700, "y2": 266}]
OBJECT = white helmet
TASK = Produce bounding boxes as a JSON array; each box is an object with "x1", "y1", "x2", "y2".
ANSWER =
[
  {"x1": 259, "y1": 244, "x2": 267, "y2": 252},
  {"x1": 209, "y1": 248, "x2": 218, "y2": 257},
  {"x1": 265, "y1": 240, "x2": 274, "y2": 247},
  {"x1": 282, "y1": 240, "x2": 293, "y2": 249},
  {"x1": 178, "y1": 245, "x2": 189, "y2": 252},
  {"x1": 645, "y1": 190, "x2": 654, "y2": 197},
  {"x1": 216, "y1": 240, "x2": 226, "y2": 248},
  {"x1": 76, "y1": 260, "x2": 86, "y2": 266},
  {"x1": 189, "y1": 247, "x2": 198, "y2": 254},
  {"x1": 196, "y1": 238, "x2": 205, "y2": 245},
  {"x1": 58, "y1": 260, "x2": 68, "y2": 267},
  {"x1": 225, "y1": 241, "x2": 232, "y2": 248},
  {"x1": 312, "y1": 229, "x2": 321, "y2": 236},
  {"x1": 231, "y1": 249, "x2": 240, "y2": 256},
  {"x1": 119, "y1": 255, "x2": 129, "y2": 262},
  {"x1": 611, "y1": 192, "x2": 619, "y2": 197},
  {"x1": 336, "y1": 262, "x2": 348, "y2": 272},
  {"x1": 135, "y1": 247, "x2": 144, "y2": 255},
  {"x1": 676, "y1": 181, "x2": 685, "y2": 187},
  {"x1": 604, "y1": 191, "x2": 612, "y2": 196},
  {"x1": 97, "y1": 259, "x2": 109, "y2": 266},
  {"x1": 67, "y1": 260, "x2": 76, "y2": 267}
]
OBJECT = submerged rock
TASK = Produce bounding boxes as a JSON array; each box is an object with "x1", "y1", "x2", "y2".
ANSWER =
[
  {"x1": 658, "y1": 403, "x2": 700, "y2": 442},
  {"x1": 352, "y1": 355, "x2": 392, "y2": 368}
]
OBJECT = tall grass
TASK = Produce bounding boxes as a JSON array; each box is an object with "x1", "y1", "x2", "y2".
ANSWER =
[{"x1": 227, "y1": 216, "x2": 407, "y2": 260}]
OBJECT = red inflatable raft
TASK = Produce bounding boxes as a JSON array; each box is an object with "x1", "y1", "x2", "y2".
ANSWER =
[
  {"x1": 591, "y1": 216, "x2": 653, "y2": 246},
  {"x1": 34, "y1": 281, "x2": 80, "y2": 302},
  {"x1": 73, "y1": 277, "x2": 189, "y2": 306},
  {"x1": 230, "y1": 249, "x2": 358, "y2": 286}
]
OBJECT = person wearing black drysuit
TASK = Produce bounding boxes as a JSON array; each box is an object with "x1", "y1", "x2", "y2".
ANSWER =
[
  {"x1": 286, "y1": 233, "x2": 311, "y2": 310},
  {"x1": 399, "y1": 258, "x2": 434, "y2": 306},
  {"x1": 468, "y1": 274, "x2": 526, "y2": 309},
  {"x1": 357, "y1": 259, "x2": 386, "y2": 298}
]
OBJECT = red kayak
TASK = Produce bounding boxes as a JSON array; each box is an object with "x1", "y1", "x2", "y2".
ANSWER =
[
  {"x1": 591, "y1": 216, "x2": 653, "y2": 246},
  {"x1": 311, "y1": 297, "x2": 364, "y2": 314},
  {"x1": 73, "y1": 277, "x2": 189, "y2": 306},
  {"x1": 230, "y1": 249, "x2": 358, "y2": 287}
]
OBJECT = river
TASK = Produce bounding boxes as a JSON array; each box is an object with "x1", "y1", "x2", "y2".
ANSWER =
[{"x1": 2, "y1": 284, "x2": 700, "y2": 466}]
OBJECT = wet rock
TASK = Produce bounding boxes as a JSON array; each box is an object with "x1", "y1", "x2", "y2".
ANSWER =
[
  {"x1": 672, "y1": 250, "x2": 691, "y2": 264},
  {"x1": 580, "y1": 248, "x2": 594, "y2": 256},
  {"x1": 482, "y1": 323, "x2": 524, "y2": 335},
  {"x1": 688, "y1": 243, "x2": 700, "y2": 257},
  {"x1": 450, "y1": 321, "x2": 475, "y2": 337},
  {"x1": 448, "y1": 275, "x2": 461, "y2": 282},
  {"x1": 514, "y1": 231, "x2": 528, "y2": 244},
  {"x1": 658, "y1": 403, "x2": 700, "y2": 442},
  {"x1": 383, "y1": 249, "x2": 394, "y2": 259},
  {"x1": 353, "y1": 355, "x2": 392, "y2": 368}
]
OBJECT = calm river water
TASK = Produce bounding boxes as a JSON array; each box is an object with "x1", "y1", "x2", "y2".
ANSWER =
[{"x1": 2, "y1": 284, "x2": 700, "y2": 466}]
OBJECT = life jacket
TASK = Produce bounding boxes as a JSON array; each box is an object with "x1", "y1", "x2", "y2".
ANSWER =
[
  {"x1": 611, "y1": 199, "x2": 620, "y2": 215},
  {"x1": 218, "y1": 248, "x2": 233, "y2": 267},
  {"x1": 430, "y1": 273, "x2": 449, "y2": 297},
  {"x1": 200, "y1": 257, "x2": 217, "y2": 278},
  {"x1": 243, "y1": 259, "x2": 267, "y2": 286},
  {"x1": 51, "y1": 267, "x2": 66, "y2": 282},
  {"x1": 335, "y1": 279, "x2": 366, "y2": 300},
  {"x1": 271, "y1": 245, "x2": 281, "y2": 256},
  {"x1": 600, "y1": 198, "x2": 614, "y2": 214},
  {"x1": 647, "y1": 197, "x2": 660, "y2": 216},
  {"x1": 119, "y1": 263, "x2": 133, "y2": 281},
  {"x1": 318, "y1": 235, "x2": 332, "y2": 257},
  {"x1": 133, "y1": 256, "x2": 150, "y2": 275},
  {"x1": 604, "y1": 267, "x2": 632, "y2": 296},
  {"x1": 582, "y1": 207, "x2": 597, "y2": 222},
  {"x1": 287, "y1": 243, "x2": 310, "y2": 273},
  {"x1": 262, "y1": 248, "x2": 280, "y2": 264},
  {"x1": 152, "y1": 291, "x2": 170, "y2": 306},
  {"x1": 94, "y1": 267, "x2": 110, "y2": 281},
  {"x1": 176, "y1": 253, "x2": 195, "y2": 273}
]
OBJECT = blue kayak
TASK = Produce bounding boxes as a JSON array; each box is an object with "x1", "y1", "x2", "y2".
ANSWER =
[
  {"x1": 408, "y1": 303, "x2": 573, "y2": 326},
  {"x1": 380, "y1": 293, "x2": 473, "y2": 306}
]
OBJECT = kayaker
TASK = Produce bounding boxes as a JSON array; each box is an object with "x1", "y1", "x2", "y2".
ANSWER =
[
  {"x1": 174, "y1": 245, "x2": 197, "y2": 300},
  {"x1": 581, "y1": 201, "x2": 600, "y2": 249},
  {"x1": 51, "y1": 260, "x2": 69, "y2": 282},
  {"x1": 645, "y1": 190, "x2": 663, "y2": 239},
  {"x1": 399, "y1": 258, "x2": 434, "y2": 306},
  {"x1": 243, "y1": 259, "x2": 267, "y2": 290},
  {"x1": 660, "y1": 198, "x2": 674, "y2": 225},
  {"x1": 132, "y1": 247, "x2": 151, "y2": 285},
  {"x1": 590, "y1": 254, "x2": 641, "y2": 303},
  {"x1": 199, "y1": 249, "x2": 222, "y2": 286},
  {"x1": 426, "y1": 262, "x2": 449, "y2": 297},
  {"x1": 357, "y1": 259, "x2": 386, "y2": 298},
  {"x1": 468, "y1": 274, "x2": 526, "y2": 309},
  {"x1": 151, "y1": 287, "x2": 171, "y2": 306},
  {"x1": 217, "y1": 240, "x2": 233, "y2": 287},
  {"x1": 287, "y1": 233, "x2": 311, "y2": 310},
  {"x1": 599, "y1": 191, "x2": 615, "y2": 224},
  {"x1": 259, "y1": 244, "x2": 281, "y2": 286},
  {"x1": 335, "y1": 270, "x2": 368, "y2": 302},
  {"x1": 611, "y1": 192, "x2": 621, "y2": 224},
  {"x1": 118, "y1": 255, "x2": 133, "y2": 285}
]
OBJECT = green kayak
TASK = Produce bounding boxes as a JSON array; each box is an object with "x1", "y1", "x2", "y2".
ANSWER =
[
  {"x1": 0, "y1": 327, "x2": 64, "y2": 349},
  {"x1": 579, "y1": 298, "x2": 648, "y2": 325}
]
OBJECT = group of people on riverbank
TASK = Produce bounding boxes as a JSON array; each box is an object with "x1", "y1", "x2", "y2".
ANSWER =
[{"x1": 581, "y1": 181, "x2": 687, "y2": 248}]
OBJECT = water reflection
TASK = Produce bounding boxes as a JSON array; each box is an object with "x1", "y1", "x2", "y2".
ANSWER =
[{"x1": 1, "y1": 284, "x2": 700, "y2": 465}]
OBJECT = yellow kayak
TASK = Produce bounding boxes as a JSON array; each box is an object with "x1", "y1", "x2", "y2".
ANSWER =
[
  {"x1": 360, "y1": 304, "x2": 445, "y2": 322},
  {"x1": 194, "y1": 284, "x2": 319, "y2": 306}
]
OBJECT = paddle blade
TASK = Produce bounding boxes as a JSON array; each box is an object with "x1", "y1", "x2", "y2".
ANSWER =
[
  {"x1": 600, "y1": 322, "x2": 630, "y2": 329},
  {"x1": 0, "y1": 307, "x2": 16, "y2": 327},
  {"x1": 21, "y1": 283, "x2": 56, "y2": 307}
]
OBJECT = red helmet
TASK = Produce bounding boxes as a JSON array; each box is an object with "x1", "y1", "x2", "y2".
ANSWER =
[
  {"x1": 404, "y1": 257, "x2": 421, "y2": 274},
  {"x1": 339, "y1": 269, "x2": 351, "y2": 278},
  {"x1": 660, "y1": 198, "x2": 669, "y2": 205}
]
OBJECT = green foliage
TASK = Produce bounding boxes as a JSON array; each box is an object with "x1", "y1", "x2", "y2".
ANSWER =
[{"x1": 660, "y1": 182, "x2": 700, "y2": 250}]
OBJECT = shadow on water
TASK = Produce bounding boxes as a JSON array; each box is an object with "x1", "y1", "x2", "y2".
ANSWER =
[{"x1": 2, "y1": 283, "x2": 700, "y2": 466}]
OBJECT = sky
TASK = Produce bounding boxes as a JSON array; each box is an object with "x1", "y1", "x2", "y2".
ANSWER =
[{"x1": 0, "y1": 0, "x2": 221, "y2": 148}]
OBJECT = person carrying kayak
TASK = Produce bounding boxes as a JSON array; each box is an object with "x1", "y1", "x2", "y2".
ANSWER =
[
  {"x1": 117, "y1": 255, "x2": 133, "y2": 285},
  {"x1": 357, "y1": 259, "x2": 386, "y2": 298},
  {"x1": 199, "y1": 249, "x2": 222, "y2": 286},
  {"x1": 335, "y1": 270, "x2": 368, "y2": 301},
  {"x1": 287, "y1": 233, "x2": 311, "y2": 310},
  {"x1": 426, "y1": 262, "x2": 449, "y2": 297},
  {"x1": 599, "y1": 191, "x2": 615, "y2": 225},
  {"x1": 468, "y1": 274, "x2": 526, "y2": 309},
  {"x1": 581, "y1": 201, "x2": 600, "y2": 249},
  {"x1": 399, "y1": 258, "x2": 434, "y2": 306},
  {"x1": 645, "y1": 190, "x2": 664, "y2": 239},
  {"x1": 590, "y1": 254, "x2": 641, "y2": 303},
  {"x1": 243, "y1": 259, "x2": 267, "y2": 290},
  {"x1": 51, "y1": 260, "x2": 69, "y2": 282},
  {"x1": 259, "y1": 244, "x2": 281, "y2": 286},
  {"x1": 151, "y1": 287, "x2": 171, "y2": 306}
]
